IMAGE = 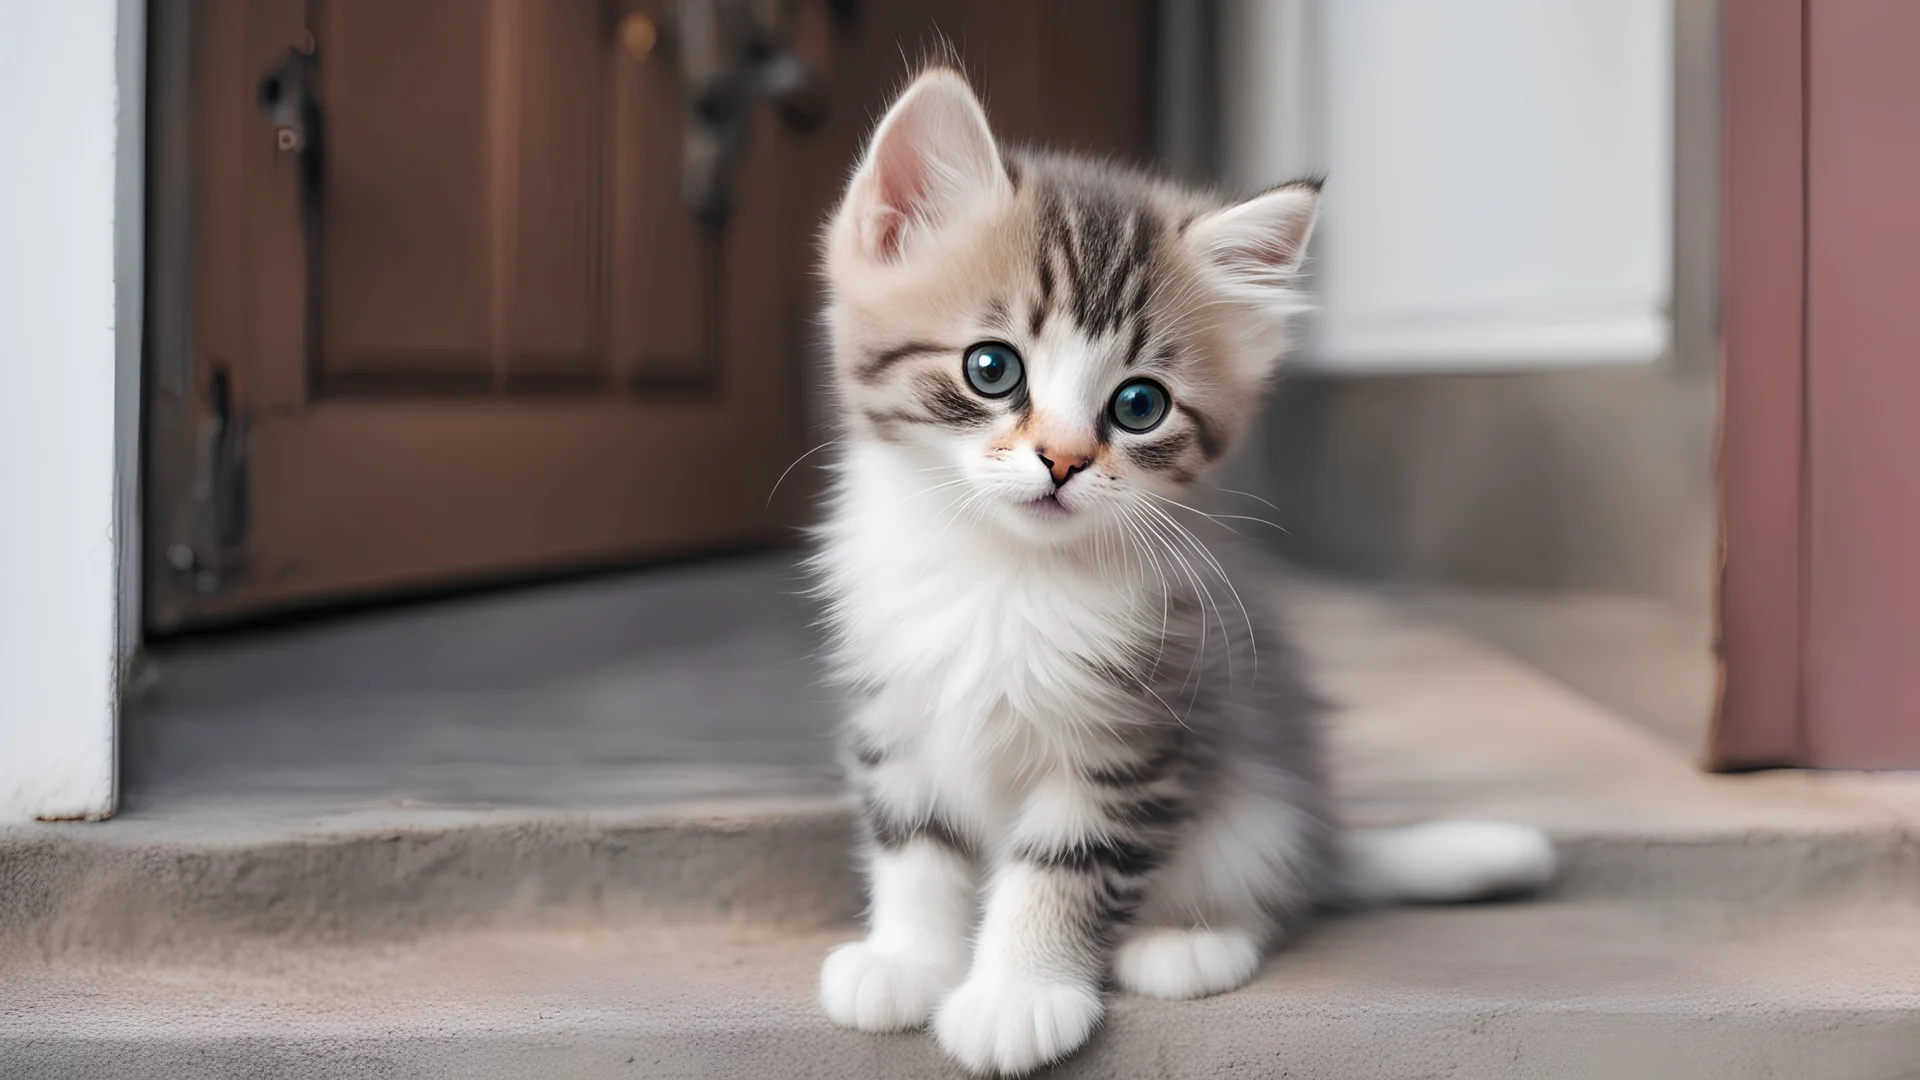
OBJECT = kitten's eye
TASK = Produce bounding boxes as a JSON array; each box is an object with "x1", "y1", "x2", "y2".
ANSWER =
[
  {"x1": 1111, "y1": 379, "x2": 1170, "y2": 433},
  {"x1": 963, "y1": 342, "x2": 1024, "y2": 398}
]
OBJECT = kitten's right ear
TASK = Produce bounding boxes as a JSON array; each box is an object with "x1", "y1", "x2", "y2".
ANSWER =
[
  {"x1": 1185, "y1": 178, "x2": 1321, "y2": 307},
  {"x1": 839, "y1": 68, "x2": 1009, "y2": 264}
]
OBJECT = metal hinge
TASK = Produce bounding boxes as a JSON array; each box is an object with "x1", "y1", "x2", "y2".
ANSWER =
[{"x1": 166, "y1": 365, "x2": 250, "y2": 594}]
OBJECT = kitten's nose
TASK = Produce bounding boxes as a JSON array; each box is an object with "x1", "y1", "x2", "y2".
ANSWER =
[{"x1": 1036, "y1": 447, "x2": 1092, "y2": 487}]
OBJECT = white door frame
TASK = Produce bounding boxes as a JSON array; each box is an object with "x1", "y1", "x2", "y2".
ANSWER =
[{"x1": 0, "y1": 0, "x2": 145, "y2": 823}]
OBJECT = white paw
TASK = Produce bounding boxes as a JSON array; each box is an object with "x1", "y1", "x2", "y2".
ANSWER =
[
  {"x1": 819, "y1": 941, "x2": 961, "y2": 1032},
  {"x1": 1112, "y1": 926, "x2": 1263, "y2": 1000},
  {"x1": 932, "y1": 972, "x2": 1103, "y2": 1075}
]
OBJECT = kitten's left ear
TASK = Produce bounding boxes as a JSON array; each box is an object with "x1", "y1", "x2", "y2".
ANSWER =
[
  {"x1": 1185, "y1": 179, "x2": 1322, "y2": 306},
  {"x1": 839, "y1": 68, "x2": 1010, "y2": 265}
]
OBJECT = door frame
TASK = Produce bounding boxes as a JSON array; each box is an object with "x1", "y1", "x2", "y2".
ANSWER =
[
  {"x1": 1714, "y1": 0, "x2": 1805, "y2": 769},
  {"x1": 0, "y1": 0, "x2": 145, "y2": 823},
  {"x1": 1715, "y1": 0, "x2": 1920, "y2": 769}
]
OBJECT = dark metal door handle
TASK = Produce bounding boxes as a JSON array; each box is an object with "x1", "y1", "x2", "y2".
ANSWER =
[
  {"x1": 258, "y1": 41, "x2": 326, "y2": 396},
  {"x1": 627, "y1": 0, "x2": 847, "y2": 226},
  {"x1": 258, "y1": 42, "x2": 325, "y2": 232}
]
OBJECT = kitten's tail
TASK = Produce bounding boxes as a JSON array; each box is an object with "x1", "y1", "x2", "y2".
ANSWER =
[{"x1": 1342, "y1": 820, "x2": 1557, "y2": 905}]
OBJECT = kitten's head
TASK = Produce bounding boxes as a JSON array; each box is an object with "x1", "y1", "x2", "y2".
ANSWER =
[{"x1": 821, "y1": 69, "x2": 1318, "y2": 547}]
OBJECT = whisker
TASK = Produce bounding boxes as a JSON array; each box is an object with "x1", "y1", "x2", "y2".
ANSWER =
[
  {"x1": 766, "y1": 439, "x2": 841, "y2": 508},
  {"x1": 1209, "y1": 485, "x2": 1283, "y2": 513},
  {"x1": 1138, "y1": 499, "x2": 1261, "y2": 682},
  {"x1": 1128, "y1": 506, "x2": 1215, "y2": 704},
  {"x1": 1148, "y1": 491, "x2": 1292, "y2": 537}
]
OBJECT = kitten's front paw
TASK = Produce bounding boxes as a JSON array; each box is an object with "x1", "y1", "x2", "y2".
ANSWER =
[
  {"x1": 932, "y1": 972, "x2": 1104, "y2": 1075},
  {"x1": 819, "y1": 941, "x2": 960, "y2": 1032},
  {"x1": 1113, "y1": 926, "x2": 1263, "y2": 1000}
]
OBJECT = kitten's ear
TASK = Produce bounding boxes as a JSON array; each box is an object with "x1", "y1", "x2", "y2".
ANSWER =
[
  {"x1": 1185, "y1": 179, "x2": 1322, "y2": 306},
  {"x1": 840, "y1": 68, "x2": 1009, "y2": 264}
]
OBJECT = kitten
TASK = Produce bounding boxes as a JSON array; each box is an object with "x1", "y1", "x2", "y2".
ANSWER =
[{"x1": 809, "y1": 68, "x2": 1555, "y2": 1076}]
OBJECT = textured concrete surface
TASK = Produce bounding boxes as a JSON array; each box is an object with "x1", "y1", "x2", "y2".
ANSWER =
[
  {"x1": 8, "y1": 557, "x2": 1920, "y2": 1077},
  {"x1": 8, "y1": 556, "x2": 1920, "y2": 959},
  {"x1": 8, "y1": 904, "x2": 1920, "y2": 1079},
  {"x1": 1392, "y1": 586, "x2": 1717, "y2": 757},
  {"x1": 120, "y1": 557, "x2": 844, "y2": 823}
]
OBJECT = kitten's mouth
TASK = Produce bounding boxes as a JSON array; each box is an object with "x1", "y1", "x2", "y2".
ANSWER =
[{"x1": 1025, "y1": 493, "x2": 1073, "y2": 517}]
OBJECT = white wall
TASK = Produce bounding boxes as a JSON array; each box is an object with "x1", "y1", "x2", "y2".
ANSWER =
[
  {"x1": 0, "y1": 0, "x2": 142, "y2": 822},
  {"x1": 1223, "y1": 0, "x2": 1675, "y2": 373}
]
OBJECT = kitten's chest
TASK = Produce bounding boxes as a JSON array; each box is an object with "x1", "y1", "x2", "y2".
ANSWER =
[{"x1": 825, "y1": 536, "x2": 1140, "y2": 730}]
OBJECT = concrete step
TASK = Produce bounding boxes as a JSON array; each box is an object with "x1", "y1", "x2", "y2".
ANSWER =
[
  {"x1": 9, "y1": 901, "x2": 1920, "y2": 1079},
  {"x1": 8, "y1": 799, "x2": 1920, "y2": 965},
  {"x1": 9, "y1": 564, "x2": 1920, "y2": 1075},
  {"x1": 10, "y1": 567, "x2": 1919, "y2": 958}
]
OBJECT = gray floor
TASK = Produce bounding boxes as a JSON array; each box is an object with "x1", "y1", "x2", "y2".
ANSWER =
[
  {"x1": 127, "y1": 553, "x2": 1719, "y2": 831},
  {"x1": 129, "y1": 552, "x2": 1718, "y2": 830},
  {"x1": 126, "y1": 555, "x2": 849, "y2": 823},
  {"x1": 27, "y1": 557, "x2": 1920, "y2": 1080},
  {"x1": 1394, "y1": 586, "x2": 1717, "y2": 757}
]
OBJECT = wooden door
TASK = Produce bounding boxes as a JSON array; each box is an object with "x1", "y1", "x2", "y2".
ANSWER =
[
  {"x1": 1717, "y1": 0, "x2": 1920, "y2": 768},
  {"x1": 145, "y1": 0, "x2": 1155, "y2": 631}
]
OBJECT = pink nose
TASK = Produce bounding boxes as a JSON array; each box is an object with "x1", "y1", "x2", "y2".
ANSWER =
[{"x1": 1037, "y1": 447, "x2": 1092, "y2": 487}]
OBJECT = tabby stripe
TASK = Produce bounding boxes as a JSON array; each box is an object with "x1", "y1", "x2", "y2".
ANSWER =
[
  {"x1": 915, "y1": 373, "x2": 993, "y2": 428},
  {"x1": 858, "y1": 340, "x2": 949, "y2": 383},
  {"x1": 1184, "y1": 404, "x2": 1224, "y2": 460},
  {"x1": 1123, "y1": 430, "x2": 1194, "y2": 471},
  {"x1": 1093, "y1": 211, "x2": 1151, "y2": 336},
  {"x1": 1122, "y1": 315, "x2": 1150, "y2": 368},
  {"x1": 1051, "y1": 198, "x2": 1089, "y2": 330},
  {"x1": 1031, "y1": 249, "x2": 1055, "y2": 337},
  {"x1": 985, "y1": 296, "x2": 1011, "y2": 332},
  {"x1": 1020, "y1": 834, "x2": 1163, "y2": 878},
  {"x1": 864, "y1": 799, "x2": 974, "y2": 858}
]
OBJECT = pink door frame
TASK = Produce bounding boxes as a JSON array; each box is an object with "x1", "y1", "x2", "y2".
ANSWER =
[{"x1": 1717, "y1": 0, "x2": 1920, "y2": 769}]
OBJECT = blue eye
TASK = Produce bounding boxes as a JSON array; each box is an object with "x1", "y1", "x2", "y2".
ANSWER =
[
  {"x1": 1111, "y1": 380, "x2": 1170, "y2": 433},
  {"x1": 963, "y1": 342, "x2": 1024, "y2": 398}
]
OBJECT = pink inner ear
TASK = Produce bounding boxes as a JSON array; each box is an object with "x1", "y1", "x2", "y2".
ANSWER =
[
  {"x1": 872, "y1": 121, "x2": 933, "y2": 214},
  {"x1": 866, "y1": 130, "x2": 934, "y2": 260},
  {"x1": 1240, "y1": 226, "x2": 1306, "y2": 268},
  {"x1": 845, "y1": 71, "x2": 1005, "y2": 264},
  {"x1": 1237, "y1": 205, "x2": 1314, "y2": 268},
  {"x1": 1200, "y1": 195, "x2": 1318, "y2": 281},
  {"x1": 868, "y1": 204, "x2": 909, "y2": 261}
]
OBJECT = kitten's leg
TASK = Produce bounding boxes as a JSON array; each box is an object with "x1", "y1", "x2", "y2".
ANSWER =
[
  {"x1": 820, "y1": 821, "x2": 977, "y2": 1032},
  {"x1": 1114, "y1": 774, "x2": 1328, "y2": 1000},
  {"x1": 932, "y1": 773, "x2": 1171, "y2": 1075}
]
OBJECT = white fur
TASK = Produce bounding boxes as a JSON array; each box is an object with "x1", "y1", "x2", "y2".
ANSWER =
[
  {"x1": 1112, "y1": 926, "x2": 1264, "y2": 1000},
  {"x1": 1344, "y1": 820, "x2": 1558, "y2": 904},
  {"x1": 814, "y1": 68, "x2": 1551, "y2": 1079},
  {"x1": 934, "y1": 967, "x2": 1104, "y2": 1076},
  {"x1": 820, "y1": 839, "x2": 976, "y2": 1031},
  {"x1": 815, "y1": 446, "x2": 1316, "y2": 1073}
]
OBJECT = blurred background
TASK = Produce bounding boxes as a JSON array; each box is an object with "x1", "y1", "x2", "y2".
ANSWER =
[
  {"x1": 130, "y1": 0, "x2": 1716, "y2": 783},
  {"x1": 113, "y1": 0, "x2": 1724, "y2": 813},
  {"x1": 22, "y1": 3, "x2": 1920, "y2": 1073},
  {"x1": 144, "y1": 0, "x2": 1710, "y2": 621}
]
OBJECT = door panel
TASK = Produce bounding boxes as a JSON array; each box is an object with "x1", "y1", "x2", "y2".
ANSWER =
[
  {"x1": 149, "y1": 0, "x2": 1155, "y2": 630},
  {"x1": 607, "y1": 3, "x2": 717, "y2": 388},
  {"x1": 319, "y1": 1, "x2": 494, "y2": 389},
  {"x1": 508, "y1": 0, "x2": 607, "y2": 384}
]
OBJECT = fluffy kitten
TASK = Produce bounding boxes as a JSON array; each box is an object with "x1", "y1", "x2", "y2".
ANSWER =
[{"x1": 810, "y1": 68, "x2": 1554, "y2": 1076}]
